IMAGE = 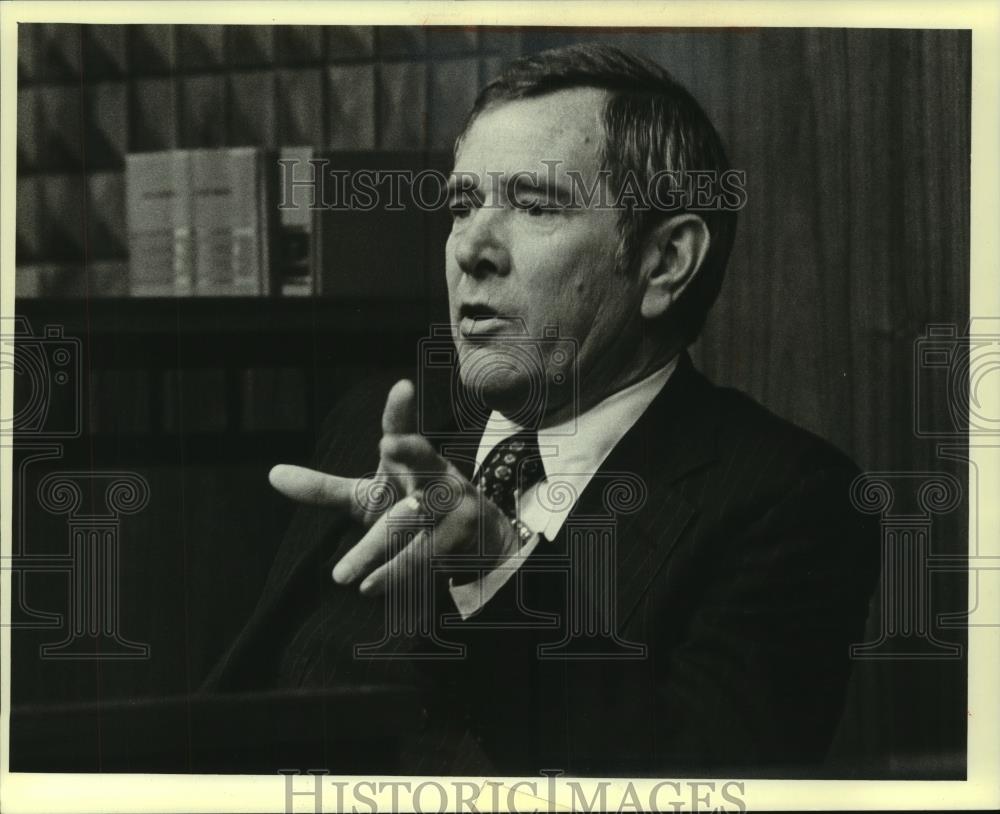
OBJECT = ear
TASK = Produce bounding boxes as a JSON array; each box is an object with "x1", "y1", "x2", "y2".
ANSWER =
[{"x1": 636, "y1": 214, "x2": 711, "y2": 321}]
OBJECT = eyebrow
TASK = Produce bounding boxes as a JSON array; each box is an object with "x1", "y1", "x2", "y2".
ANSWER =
[{"x1": 446, "y1": 172, "x2": 574, "y2": 201}]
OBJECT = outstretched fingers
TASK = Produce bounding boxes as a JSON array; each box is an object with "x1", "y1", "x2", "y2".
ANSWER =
[
  {"x1": 269, "y1": 464, "x2": 372, "y2": 524},
  {"x1": 331, "y1": 491, "x2": 430, "y2": 585}
]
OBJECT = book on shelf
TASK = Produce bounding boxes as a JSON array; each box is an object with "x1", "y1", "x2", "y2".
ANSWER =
[
  {"x1": 190, "y1": 147, "x2": 270, "y2": 296},
  {"x1": 126, "y1": 147, "x2": 274, "y2": 296},
  {"x1": 15, "y1": 261, "x2": 129, "y2": 299},
  {"x1": 276, "y1": 146, "x2": 316, "y2": 297},
  {"x1": 125, "y1": 149, "x2": 192, "y2": 296}
]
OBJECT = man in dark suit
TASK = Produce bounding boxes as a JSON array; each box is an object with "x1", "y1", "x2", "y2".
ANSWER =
[{"x1": 204, "y1": 44, "x2": 879, "y2": 777}]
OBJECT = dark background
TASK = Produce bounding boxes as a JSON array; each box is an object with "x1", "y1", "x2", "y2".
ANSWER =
[{"x1": 11, "y1": 25, "x2": 970, "y2": 777}]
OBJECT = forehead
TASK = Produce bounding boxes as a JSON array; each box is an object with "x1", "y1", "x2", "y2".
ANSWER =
[{"x1": 455, "y1": 87, "x2": 608, "y2": 179}]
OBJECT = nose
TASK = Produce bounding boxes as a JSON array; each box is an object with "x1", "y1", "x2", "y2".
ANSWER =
[{"x1": 450, "y1": 207, "x2": 510, "y2": 279}]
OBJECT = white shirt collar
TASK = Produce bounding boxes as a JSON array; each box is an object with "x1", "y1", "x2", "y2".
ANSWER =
[{"x1": 474, "y1": 356, "x2": 679, "y2": 540}]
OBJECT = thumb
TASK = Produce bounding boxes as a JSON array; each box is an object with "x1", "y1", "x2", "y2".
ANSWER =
[
  {"x1": 381, "y1": 379, "x2": 418, "y2": 436},
  {"x1": 379, "y1": 433, "x2": 448, "y2": 479}
]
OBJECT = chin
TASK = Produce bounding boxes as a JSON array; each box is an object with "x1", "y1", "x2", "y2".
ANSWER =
[{"x1": 456, "y1": 342, "x2": 541, "y2": 419}]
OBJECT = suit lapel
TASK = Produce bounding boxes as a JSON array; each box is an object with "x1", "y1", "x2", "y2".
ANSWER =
[{"x1": 546, "y1": 352, "x2": 721, "y2": 627}]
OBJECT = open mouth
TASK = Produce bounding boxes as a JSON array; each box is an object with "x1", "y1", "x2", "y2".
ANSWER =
[
  {"x1": 459, "y1": 303, "x2": 500, "y2": 320},
  {"x1": 458, "y1": 304, "x2": 509, "y2": 338}
]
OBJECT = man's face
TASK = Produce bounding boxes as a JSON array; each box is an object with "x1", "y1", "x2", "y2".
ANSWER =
[{"x1": 446, "y1": 87, "x2": 643, "y2": 422}]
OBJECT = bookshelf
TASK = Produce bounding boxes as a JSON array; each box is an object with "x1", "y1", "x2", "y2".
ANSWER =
[
  {"x1": 9, "y1": 292, "x2": 448, "y2": 711},
  {"x1": 17, "y1": 295, "x2": 441, "y2": 339},
  {"x1": 15, "y1": 295, "x2": 448, "y2": 465}
]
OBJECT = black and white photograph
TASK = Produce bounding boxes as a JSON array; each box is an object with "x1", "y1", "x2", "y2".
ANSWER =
[{"x1": 1, "y1": 2, "x2": 998, "y2": 812}]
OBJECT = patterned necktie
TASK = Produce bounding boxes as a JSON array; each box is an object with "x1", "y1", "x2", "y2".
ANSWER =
[{"x1": 473, "y1": 430, "x2": 545, "y2": 524}]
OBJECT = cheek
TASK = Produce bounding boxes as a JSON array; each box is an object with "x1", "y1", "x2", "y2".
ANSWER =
[
  {"x1": 567, "y1": 245, "x2": 619, "y2": 307},
  {"x1": 445, "y1": 264, "x2": 459, "y2": 291},
  {"x1": 444, "y1": 242, "x2": 461, "y2": 296},
  {"x1": 444, "y1": 232, "x2": 457, "y2": 274},
  {"x1": 530, "y1": 227, "x2": 612, "y2": 289},
  {"x1": 574, "y1": 255, "x2": 635, "y2": 341}
]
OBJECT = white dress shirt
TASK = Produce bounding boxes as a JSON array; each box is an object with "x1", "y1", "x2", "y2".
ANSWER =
[{"x1": 448, "y1": 356, "x2": 679, "y2": 619}]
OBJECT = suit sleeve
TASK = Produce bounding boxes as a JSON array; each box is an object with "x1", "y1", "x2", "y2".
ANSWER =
[{"x1": 648, "y1": 463, "x2": 880, "y2": 772}]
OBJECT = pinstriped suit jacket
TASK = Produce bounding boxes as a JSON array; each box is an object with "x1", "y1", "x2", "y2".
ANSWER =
[{"x1": 202, "y1": 352, "x2": 880, "y2": 776}]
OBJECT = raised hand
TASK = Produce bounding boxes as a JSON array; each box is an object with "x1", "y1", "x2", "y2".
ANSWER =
[{"x1": 268, "y1": 379, "x2": 520, "y2": 597}]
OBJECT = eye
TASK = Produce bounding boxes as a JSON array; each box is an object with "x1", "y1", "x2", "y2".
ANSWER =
[
  {"x1": 448, "y1": 197, "x2": 473, "y2": 220},
  {"x1": 448, "y1": 190, "x2": 482, "y2": 221},
  {"x1": 521, "y1": 200, "x2": 558, "y2": 217}
]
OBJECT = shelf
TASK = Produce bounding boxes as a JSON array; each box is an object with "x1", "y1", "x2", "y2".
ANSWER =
[
  {"x1": 48, "y1": 431, "x2": 318, "y2": 466},
  {"x1": 15, "y1": 296, "x2": 449, "y2": 336},
  {"x1": 13, "y1": 296, "x2": 451, "y2": 368},
  {"x1": 9, "y1": 296, "x2": 454, "y2": 461}
]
